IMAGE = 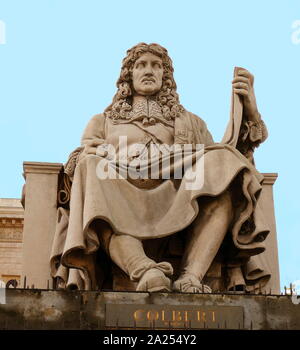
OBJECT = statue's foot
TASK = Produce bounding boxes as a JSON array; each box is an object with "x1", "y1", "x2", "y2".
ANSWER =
[
  {"x1": 136, "y1": 268, "x2": 171, "y2": 292},
  {"x1": 173, "y1": 274, "x2": 212, "y2": 293}
]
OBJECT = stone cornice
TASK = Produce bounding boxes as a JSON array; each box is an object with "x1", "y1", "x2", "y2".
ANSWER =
[
  {"x1": 0, "y1": 199, "x2": 24, "y2": 218},
  {"x1": 0, "y1": 209, "x2": 24, "y2": 219},
  {"x1": 23, "y1": 162, "x2": 63, "y2": 178},
  {"x1": 262, "y1": 173, "x2": 278, "y2": 185}
]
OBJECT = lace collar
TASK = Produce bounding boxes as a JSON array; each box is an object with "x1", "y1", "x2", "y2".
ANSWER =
[{"x1": 116, "y1": 96, "x2": 174, "y2": 127}]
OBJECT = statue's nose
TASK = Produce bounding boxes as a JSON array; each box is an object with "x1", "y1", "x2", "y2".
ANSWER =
[{"x1": 144, "y1": 64, "x2": 154, "y2": 75}]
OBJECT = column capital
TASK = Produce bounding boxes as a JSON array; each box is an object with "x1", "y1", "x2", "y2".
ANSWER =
[
  {"x1": 262, "y1": 173, "x2": 278, "y2": 185},
  {"x1": 23, "y1": 162, "x2": 63, "y2": 178}
]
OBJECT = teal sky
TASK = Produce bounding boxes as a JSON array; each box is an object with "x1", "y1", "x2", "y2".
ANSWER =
[{"x1": 0, "y1": 0, "x2": 299, "y2": 290}]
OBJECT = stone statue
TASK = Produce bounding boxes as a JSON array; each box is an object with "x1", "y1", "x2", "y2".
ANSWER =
[{"x1": 50, "y1": 43, "x2": 270, "y2": 293}]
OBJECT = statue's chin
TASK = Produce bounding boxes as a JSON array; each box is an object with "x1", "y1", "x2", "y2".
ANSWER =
[
  {"x1": 134, "y1": 90, "x2": 158, "y2": 97},
  {"x1": 134, "y1": 85, "x2": 160, "y2": 97}
]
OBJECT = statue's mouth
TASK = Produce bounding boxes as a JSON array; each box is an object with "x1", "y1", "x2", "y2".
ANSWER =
[{"x1": 142, "y1": 78, "x2": 155, "y2": 83}]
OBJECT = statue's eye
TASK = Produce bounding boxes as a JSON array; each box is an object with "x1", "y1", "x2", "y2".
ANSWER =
[
  {"x1": 136, "y1": 62, "x2": 145, "y2": 69},
  {"x1": 153, "y1": 63, "x2": 162, "y2": 69}
]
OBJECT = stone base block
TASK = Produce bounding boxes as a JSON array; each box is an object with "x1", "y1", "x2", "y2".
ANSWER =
[{"x1": 0, "y1": 290, "x2": 299, "y2": 330}]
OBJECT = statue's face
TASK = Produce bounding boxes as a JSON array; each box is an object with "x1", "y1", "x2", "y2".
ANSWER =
[{"x1": 132, "y1": 52, "x2": 163, "y2": 96}]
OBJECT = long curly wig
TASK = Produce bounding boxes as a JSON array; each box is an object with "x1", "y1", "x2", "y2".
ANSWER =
[{"x1": 104, "y1": 43, "x2": 184, "y2": 122}]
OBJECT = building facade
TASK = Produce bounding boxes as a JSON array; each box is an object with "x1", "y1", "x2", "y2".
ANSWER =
[{"x1": 0, "y1": 198, "x2": 24, "y2": 287}]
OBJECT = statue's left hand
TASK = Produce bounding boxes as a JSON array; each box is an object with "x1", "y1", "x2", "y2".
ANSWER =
[{"x1": 232, "y1": 68, "x2": 260, "y2": 122}]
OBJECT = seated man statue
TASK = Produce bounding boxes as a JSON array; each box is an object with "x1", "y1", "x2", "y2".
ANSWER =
[{"x1": 50, "y1": 43, "x2": 270, "y2": 293}]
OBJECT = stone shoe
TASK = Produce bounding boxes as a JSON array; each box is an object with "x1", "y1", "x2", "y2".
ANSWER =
[
  {"x1": 173, "y1": 274, "x2": 212, "y2": 293},
  {"x1": 136, "y1": 268, "x2": 172, "y2": 292}
]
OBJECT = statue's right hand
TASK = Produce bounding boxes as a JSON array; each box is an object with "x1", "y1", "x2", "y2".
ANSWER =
[{"x1": 79, "y1": 139, "x2": 105, "y2": 161}]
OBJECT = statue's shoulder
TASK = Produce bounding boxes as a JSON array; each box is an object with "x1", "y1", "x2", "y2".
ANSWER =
[
  {"x1": 182, "y1": 109, "x2": 209, "y2": 130},
  {"x1": 87, "y1": 112, "x2": 106, "y2": 125},
  {"x1": 85, "y1": 113, "x2": 107, "y2": 129}
]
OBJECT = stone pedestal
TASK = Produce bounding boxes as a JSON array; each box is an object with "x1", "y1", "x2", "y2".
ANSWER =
[
  {"x1": 260, "y1": 173, "x2": 280, "y2": 293},
  {"x1": 21, "y1": 162, "x2": 63, "y2": 289}
]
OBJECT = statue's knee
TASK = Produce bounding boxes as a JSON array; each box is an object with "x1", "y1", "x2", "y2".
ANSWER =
[{"x1": 201, "y1": 190, "x2": 232, "y2": 217}]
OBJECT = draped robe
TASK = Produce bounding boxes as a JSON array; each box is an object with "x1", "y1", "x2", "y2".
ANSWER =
[{"x1": 50, "y1": 97, "x2": 270, "y2": 291}]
